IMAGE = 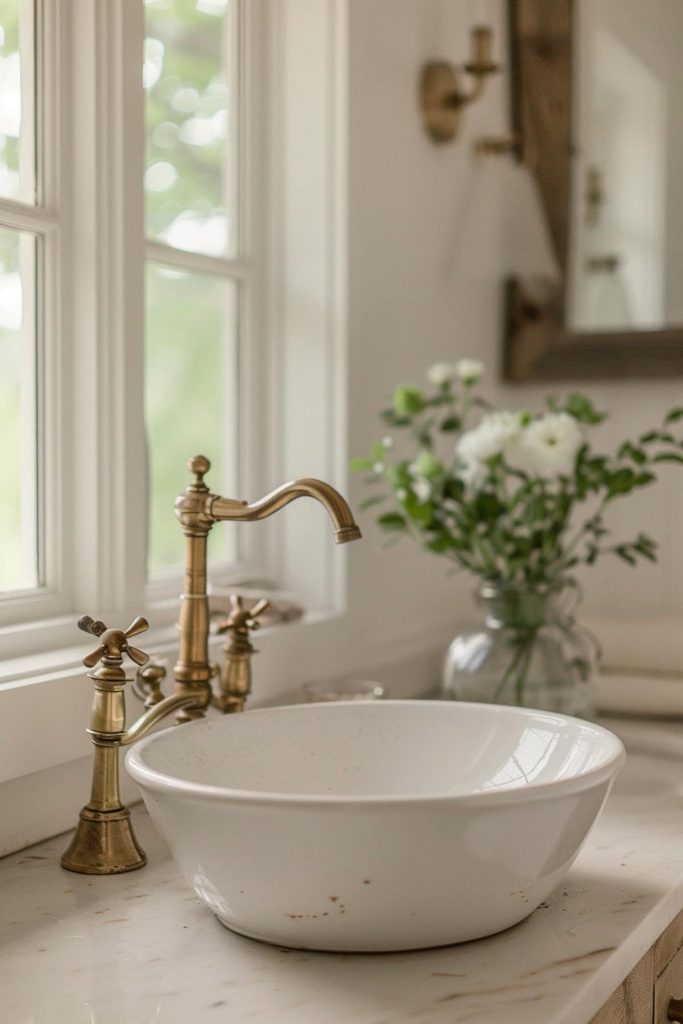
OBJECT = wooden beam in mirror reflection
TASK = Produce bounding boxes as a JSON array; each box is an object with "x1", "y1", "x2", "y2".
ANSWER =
[{"x1": 509, "y1": 0, "x2": 572, "y2": 274}]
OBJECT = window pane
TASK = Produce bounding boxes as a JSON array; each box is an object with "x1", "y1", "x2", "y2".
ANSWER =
[
  {"x1": 145, "y1": 261, "x2": 239, "y2": 574},
  {"x1": 144, "y1": 0, "x2": 239, "y2": 257},
  {"x1": 0, "y1": 0, "x2": 36, "y2": 203},
  {"x1": 0, "y1": 226, "x2": 37, "y2": 592}
]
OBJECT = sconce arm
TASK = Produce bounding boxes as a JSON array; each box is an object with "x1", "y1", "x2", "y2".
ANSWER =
[
  {"x1": 419, "y1": 25, "x2": 500, "y2": 143},
  {"x1": 451, "y1": 72, "x2": 487, "y2": 109}
]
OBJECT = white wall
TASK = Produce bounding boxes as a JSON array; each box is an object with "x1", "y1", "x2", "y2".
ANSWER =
[
  {"x1": 343, "y1": 0, "x2": 683, "y2": 673},
  {"x1": 344, "y1": 0, "x2": 508, "y2": 664}
]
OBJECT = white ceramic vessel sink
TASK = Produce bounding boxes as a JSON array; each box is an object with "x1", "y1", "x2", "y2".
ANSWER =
[{"x1": 126, "y1": 700, "x2": 624, "y2": 952}]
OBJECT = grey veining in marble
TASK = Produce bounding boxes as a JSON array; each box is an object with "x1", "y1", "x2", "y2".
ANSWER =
[{"x1": 0, "y1": 719, "x2": 681, "y2": 1024}]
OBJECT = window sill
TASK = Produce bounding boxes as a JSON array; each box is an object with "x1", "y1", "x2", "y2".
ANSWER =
[{"x1": 0, "y1": 605, "x2": 344, "y2": 786}]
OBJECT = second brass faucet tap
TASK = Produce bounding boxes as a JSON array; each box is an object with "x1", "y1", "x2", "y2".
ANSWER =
[{"x1": 172, "y1": 455, "x2": 362, "y2": 719}]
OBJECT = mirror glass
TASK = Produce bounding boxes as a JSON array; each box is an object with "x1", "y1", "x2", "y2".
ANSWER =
[
  {"x1": 569, "y1": 0, "x2": 683, "y2": 333},
  {"x1": 506, "y1": 0, "x2": 683, "y2": 379}
]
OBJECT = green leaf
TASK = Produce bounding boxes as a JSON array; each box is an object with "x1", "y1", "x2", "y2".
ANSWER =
[
  {"x1": 653, "y1": 452, "x2": 683, "y2": 464},
  {"x1": 475, "y1": 491, "x2": 504, "y2": 524},
  {"x1": 444, "y1": 477, "x2": 465, "y2": 501},
  {"x1": 618, "y1": 442, "x2": 647, "y2": 465},
  {"x1": 350, "y1": 457, "x2": 373, "y2": 472},
  {"x1": 634, "y1": 533, "x2": 658, "y2": 561},
  {"x1": 387, "y1": 462, "x2": 412, "y2": 488},
  {"x1": 413, "y1": 451, "x2": 442, "y2": 479},
  {"x1": 425, "y1": 534, "x2": 456, "y2": 554},
  {"x1": 371, "y1": 440, "x2": 387, "y2": 463},
  {"x1": 440, "y1": 415, "x2": 462, "y2": 432},
  {"x1": 380, "y1": 409, "x2": 411, "y2": 428},
  {"x1": 664, "y1": 407, "x2": 683, "y2": 424},
  {"x1": 392, "y1": 386, "x2": 425, "y2": 417},
  {"x1": 359, "y1": 495, "x2": 386, "y2": 511},
  {"x1": 606, "y1": 468, "x2": 637, "y2": 497},
  {"x1": 377, "y1": 512, "x2": 408, "y2": 531},
  {"x1": 615, "y1": 547, "x2": 637, "y2": 566},
  {"x1": 426, "y1": 392, "x2": 453, "y2": 407},
  {"x1": 403, "y1": 493, "x2": 434, "y2": 525},
  {"x1": 640, "y1": 430, "x2": 675, "y2": 444},
  {"x1": 564, "y1": 392, "x2": 607, "y2": 425},
  {"x1": 413, "y1": 427, "x2": 434, "y2": 449}
]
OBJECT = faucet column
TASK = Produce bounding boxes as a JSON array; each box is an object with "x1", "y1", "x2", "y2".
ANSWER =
[{"x1": 173, "y1": 456, "x2": 216, "y2": 721}]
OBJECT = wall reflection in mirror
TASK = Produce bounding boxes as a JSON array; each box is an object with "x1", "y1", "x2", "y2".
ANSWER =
[
  {"x1": 505, "y1": 0, "x2": 683, "y2": 380},
  {"x1": 570, "y1": 0, "x2": 682, "y2": 333}
]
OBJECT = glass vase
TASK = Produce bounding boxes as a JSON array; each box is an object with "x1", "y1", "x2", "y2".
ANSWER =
[{"x1": 443, "y1": 578, "x2": 598, "y2": 717}]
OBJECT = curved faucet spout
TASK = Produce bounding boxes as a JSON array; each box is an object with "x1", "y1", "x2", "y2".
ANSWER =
[
  {"x1": 173, "y1": 457, "x2": 361, "y2": 721},
  {"x1": 210, "y1": 479, "x2": 362, "y2": 544}
]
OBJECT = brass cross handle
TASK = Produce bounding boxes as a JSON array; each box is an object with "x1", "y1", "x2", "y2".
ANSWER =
[
  {"x1": 215, "y1": 595, "x2": 271, "y2": 640},
  {"x1": 78, "y1": 615, "x2": 150, "y2": 669},
  {"x1": 669, "y1": 997, "x2": 683, "y2": 1022},
  {"x1": 134, "y1": 661, "x2": 167, "y2": 708}
]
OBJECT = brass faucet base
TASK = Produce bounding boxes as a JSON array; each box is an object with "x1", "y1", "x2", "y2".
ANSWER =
[{"x1": 61, "y1": 805, "x2": 146, "y2": 875}]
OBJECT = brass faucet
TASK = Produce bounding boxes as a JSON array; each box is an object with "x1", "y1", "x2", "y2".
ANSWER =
[
  {"x1": 172, "y1": 455, "x2": 361, "y2": 720},
  {"x1": 63, "y1": 456, "x2": 361, "y2": 873},
  {"x1": 61, "y1": 615, "x2": 200, "y2": 874}
]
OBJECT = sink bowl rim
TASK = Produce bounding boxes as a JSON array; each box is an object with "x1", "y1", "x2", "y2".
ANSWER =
[{"x1": 125, "y1": 699, "x2": 625, "y2": 807}]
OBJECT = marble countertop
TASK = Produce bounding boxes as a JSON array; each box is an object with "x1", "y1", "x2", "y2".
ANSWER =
[{"x1": 1, "y1": 717, "x2": 682, "y2": 1024}]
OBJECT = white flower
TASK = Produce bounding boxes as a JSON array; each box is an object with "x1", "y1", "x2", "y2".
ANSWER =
[
  {"x1": 456, "y1": 412, "x2": 523, "y2": 489},
  {"x1": 455, "y1": 358, "x2": 484, "y2": 384},
  {"x1": 412, "y1": 478, "x2": 432, "y2": 503},
  {"x1": 457, "y1": 412, "x2": 522, "y2": 463},
  {"x1": 427, "y1": 361, "x2": 455, "y2": 387},
  {"x1": 512, "y1": 412, "x2": 583, "y2": 479},
  {"x1": 382, "y1": 434, "x2": 394, "y2": 449},
  {"x1": 458, "y1": 457, "x2": 486, "y2": 490}
]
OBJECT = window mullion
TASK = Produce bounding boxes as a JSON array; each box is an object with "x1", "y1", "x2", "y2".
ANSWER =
[
  {"x1": 0, "y1": 200, "x2": 57, "y2": 232},
  {"x1": 66, "y1": 0, "x2": 146, "y2": 624},
  {"x1": 144, "y1": 238, "x2": 248, "y2": 280}
]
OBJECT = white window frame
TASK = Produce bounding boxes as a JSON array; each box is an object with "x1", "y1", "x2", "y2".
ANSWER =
[
  {"x1": 144, "y1": 0, "x2": 271, "y2": 607},
  {"x1": 0, "y1": 0, "x2": 149, "y2": 652},
  {"x1": 0, "y1": 0, "x2": 67, "y2": 632},
  {"x1": 0, "y1": 0, "x2": 352, "y2": 832},
  {"x1": 0, "y1": 0, "x2": 274, "y2": 655}
]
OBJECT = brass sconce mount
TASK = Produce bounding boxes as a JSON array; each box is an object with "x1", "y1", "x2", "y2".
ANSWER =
[{"x1": 420, "y1": 27, "x2": 499, "y2": 144}]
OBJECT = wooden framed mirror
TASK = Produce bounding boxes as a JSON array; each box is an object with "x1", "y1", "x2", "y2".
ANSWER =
[{"x1": 504, "y1": 0, "x2": 683, "y2": 381}]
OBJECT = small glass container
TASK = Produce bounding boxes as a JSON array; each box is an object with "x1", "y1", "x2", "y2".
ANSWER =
[
  {"x1": 443, "y1": 577, "x2": 598, "y2": 717},
  {"x1": 301, "y1": 679, "x2": 387, "y2": 703}
]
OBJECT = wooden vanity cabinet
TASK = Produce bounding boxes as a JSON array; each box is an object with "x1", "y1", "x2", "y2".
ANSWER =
[{"x1": 591, "y1": 910, "x2": 683, "y2": 1024}]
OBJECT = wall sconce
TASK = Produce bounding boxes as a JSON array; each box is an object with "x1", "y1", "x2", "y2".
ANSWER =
[{"x1": 419, "y1": 26, "x2": 500, "y2": 144}]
